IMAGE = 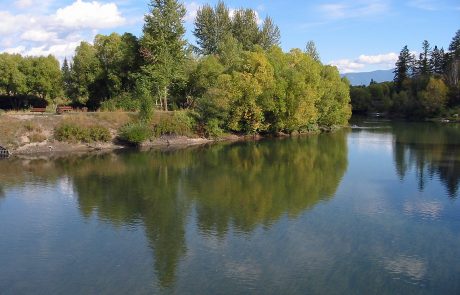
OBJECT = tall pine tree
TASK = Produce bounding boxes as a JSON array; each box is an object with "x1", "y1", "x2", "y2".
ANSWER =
[
  {"x1": 429, "y1": 46, "x2": 444, "y2": 75},
  {"x1": 416, "y1": 40, "x2": 431, "y2": 76},
  {"x1": 140, "y1": 0, "x2": 187, "y2": 111},
  {"x1": 394, "y1": 45, "x2": 414, "y2": 91},
  {"x1": 61, "y1": 57, "x2": 72, "y2": 97}
]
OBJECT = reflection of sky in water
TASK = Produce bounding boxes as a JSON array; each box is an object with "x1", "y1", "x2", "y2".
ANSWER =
[
  {"x1": 350, "y1": 130, "x2": 394, "y2": 153},
  {"x1": 403, "y1": 201, "x2": 443, "y2": 220},
  {"x1": 384, "y1": 255, "x2": 427, "y2": 281}
]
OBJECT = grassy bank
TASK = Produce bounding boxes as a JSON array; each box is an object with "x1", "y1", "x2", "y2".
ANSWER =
[
  {"x1": 0, "y1": 110, "x2": 345, "y2": 155},
  {"x1": 0, "y1": 111, "x2": 210, "y2": 154}
]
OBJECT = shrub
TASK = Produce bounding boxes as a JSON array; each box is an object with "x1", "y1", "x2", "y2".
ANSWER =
[
  {"x1": 118, "y1": 122, "x2": 152, "y2": 145},
  {"x1": 204, "y1": 118, "x2": 223, "y2": 138},
  {"x1": 153, "y1": 111, "x2": 196, "y2": 137},
  {"x1": 55, "y1": 123, "x2": 111, "y2": 143},
  {"x1": 89, "y1": 126, "x2": 112, "y2": 142}
]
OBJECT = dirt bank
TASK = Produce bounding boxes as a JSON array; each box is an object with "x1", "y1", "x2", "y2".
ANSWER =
[
  {"x1": 0, "y1": 112, "x2": 241, "y2": 156},
  {"x1": 0, "y1": 111, "x2": 331, "y2": 157}
]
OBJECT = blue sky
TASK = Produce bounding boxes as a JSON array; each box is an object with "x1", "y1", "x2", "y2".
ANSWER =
[{"x1": 0, "y1": 0, "x2": 459, "y2": 73}]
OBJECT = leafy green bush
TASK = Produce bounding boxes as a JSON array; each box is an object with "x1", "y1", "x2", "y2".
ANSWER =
[
  {"x1": 204, "y1": 118, "x2": 223, "y2": 138},
  {"x1": 89, "y1": 126, "x2": 112, "y2": 142},
  {"x1": 153, "y1": 111, "x2": 196, "y2": 137},
  {"x1": 55, "y1": 123, "x2": 111, "y2": 143},
  {"x1": 118, "y1": 122, "x2": 152, "y2": 145}
]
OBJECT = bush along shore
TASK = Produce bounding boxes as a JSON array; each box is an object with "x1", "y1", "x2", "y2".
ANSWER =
[{"x1": 0, "y1": 109, "x2": 347, "y2": 156}]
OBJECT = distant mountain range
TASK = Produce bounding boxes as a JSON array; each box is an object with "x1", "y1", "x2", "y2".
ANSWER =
[{"x1": 342, "y1": 69, "x2": 394, "y2": 86}]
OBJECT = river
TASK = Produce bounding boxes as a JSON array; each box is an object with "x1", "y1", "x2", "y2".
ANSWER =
[{"x1": 0, "y1": 118, "x2": 459, "y2": 294}]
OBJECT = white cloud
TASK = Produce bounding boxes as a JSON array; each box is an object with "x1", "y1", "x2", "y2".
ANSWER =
[
  {"x1": 21, "y1": 29, "x2": 58, "y2": 42},
  {"x1": 329, "y1": 59, "x2": 366, "y2": 73},
  {"x1": 319, "y1": 0, "x2": 389, "y2": 20},
  {"x1": 3, "y1": 46, "x2": 27, "y2": 54},
  {"x1": 356, "y1": 53, "x2": 398, "y2": 64},
  {"x1": 0, "y1": 1, "x2": 127, "y2": 62},
  {"x1": 330, "y1": 52, "x2": 398, "y2": 73},
  {"x1": 407, "y1": 0, "x2": 438, "y2": 11},
  {"x1": 0, "y1": 11, "x2": 29, "y2": 34},
  {"x1": 184, "y1": 1, "x2": 200, "y2": 22},
  {"x1": 54, "y1": 0, "x2": 125, "y2": 29}
]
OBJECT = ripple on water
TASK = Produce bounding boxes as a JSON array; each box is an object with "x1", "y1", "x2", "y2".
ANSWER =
[
  {"x1": 383, "y1": 255, "x2": 427, "y2": 284},
  {"x1": 403, "y1": 201, "x2": 443, "y2": 220}
]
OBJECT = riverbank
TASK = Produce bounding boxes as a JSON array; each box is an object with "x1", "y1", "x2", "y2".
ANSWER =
[{"x1": 1, "y1": 112, "x2": 329, "y2": 157}]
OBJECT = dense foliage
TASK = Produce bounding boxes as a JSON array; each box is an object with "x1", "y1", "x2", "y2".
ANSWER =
[
  {"x1": 0, "y1": 0, "x2": 351, "y2": 135},
  {"x1": 350, "y1": 30, "x2": 460, "y2": 118}
]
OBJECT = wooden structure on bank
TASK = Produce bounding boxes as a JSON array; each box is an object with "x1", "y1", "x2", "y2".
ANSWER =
[{"x1": 0, "y1": 145, "x2": 9, "y2": 158}]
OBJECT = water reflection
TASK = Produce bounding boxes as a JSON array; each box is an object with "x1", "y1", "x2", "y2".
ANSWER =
[
  {"x1": 392, "y1": 122, "x2": 460, "y2": 198},
  {"x1": 0, "y1": 132, "x2": 348, "y2": 289},
  {"x1": 351, "y1": 119, "x2": 460, "y2": 199}
]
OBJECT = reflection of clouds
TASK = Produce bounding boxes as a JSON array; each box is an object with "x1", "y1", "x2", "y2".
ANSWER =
[
  {"x1": 350, "y1": 131, "x2": 394, "y2": 153},
  {"x1": 384, "y1": 255, "x2": 426, "y2": 281},
  {"x1": 58, "y1": 177, "x2": 75, "y2": 199},
  {"x1": 359, "y1": 197, "x2": 387, "y2": 216},
  {"x1": 224, "y1": 261, "x2": 261, "y2": 282},
  {"x1": 403, "y1": 201, "x2": 443, "y2": 220}
]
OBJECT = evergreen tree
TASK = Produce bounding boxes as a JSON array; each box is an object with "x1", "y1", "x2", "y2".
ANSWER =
[
  {"x1": 140, "y1": 0, "x2": 187, "y2": 111},
  {"x1": 430, "y1": 46, "x2": 444, "y2": 75},
  {"x1": 394, "y1": 45, "x2": 414, "y2": 91},
  {"x1": 259, "y1": 17, "x2": 281, "y2": 50},
  {"x1": 305, "y1": 40, "x2": 320, "y2": 62},
  {"x1": 61, "y1": 57, "x2": 72, "y2": 97},
  {"x1": 449, "y1": 29, "x2": 460, "y2": 58},
  {"x1": 416, "y1": 40, "x2": 431, "y2": 76}
]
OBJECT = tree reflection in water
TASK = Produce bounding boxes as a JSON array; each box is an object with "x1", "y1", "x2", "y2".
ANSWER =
[
  {"x1": 0, "y1": 132, "x2": 348, "y2": 288},
  {"x1": 392, "y1": 122, "x2": 460, "y2": 198}
]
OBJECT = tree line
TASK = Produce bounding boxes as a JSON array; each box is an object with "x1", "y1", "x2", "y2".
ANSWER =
[
  {"x1": 351, "y1": 30, "x2": 460, "y2": 118},
  {"x1": 0, "y1": 0, "x2": 351, "y2": 135}
]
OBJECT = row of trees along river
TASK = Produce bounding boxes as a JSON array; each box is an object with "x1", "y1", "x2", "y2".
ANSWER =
[
  {"x1": 1, "y1": 0, "x2": 351, "y2": 137},
  {"x1": 351, "y1": 31, "x2": 460, "y2": 119}
]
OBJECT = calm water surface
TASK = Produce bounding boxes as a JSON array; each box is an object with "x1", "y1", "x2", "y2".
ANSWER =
[{"x1": 1, "y1": 119, "x2": 460, "y2": 294}]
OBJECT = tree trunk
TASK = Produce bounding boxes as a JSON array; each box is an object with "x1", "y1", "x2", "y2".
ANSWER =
[{"x1": 163, "y1": 86, "x2": 168, "y2": 111}]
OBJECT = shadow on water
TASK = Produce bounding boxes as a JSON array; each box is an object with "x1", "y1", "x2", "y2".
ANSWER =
[{"x1": 0, "y1": 131, "x2": 348, "y2": 289}]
